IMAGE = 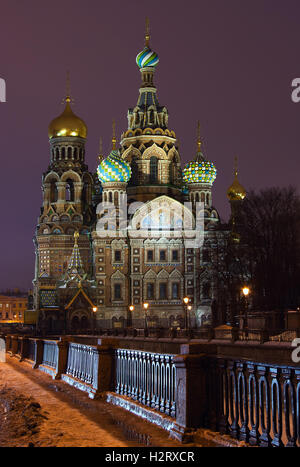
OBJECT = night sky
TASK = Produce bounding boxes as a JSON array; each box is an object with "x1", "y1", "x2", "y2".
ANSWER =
[{"x1": 0, "y1": 0, "x2": 300, "y2": 290}]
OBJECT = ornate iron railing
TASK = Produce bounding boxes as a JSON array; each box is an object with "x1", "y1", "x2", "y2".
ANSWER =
[
  {"x1": 66, "y1": 342, "x2": 95, "y2": 385},
  {"x1": 216, "y1": 358, "x2": 300, "y2": 447},
  {"x1": 115, "y1": 349, "x2": 176, "y2": 418},
  {"x1": 42, "y1": 340, "x2": 58, "y2": 369}
]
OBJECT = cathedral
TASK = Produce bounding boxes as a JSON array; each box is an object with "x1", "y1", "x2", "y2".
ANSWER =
[{"x1": 32, "y1": 23, "x2": 246, "y2": 333}]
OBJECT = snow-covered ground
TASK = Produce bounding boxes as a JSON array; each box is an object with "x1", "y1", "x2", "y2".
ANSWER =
[
  {"x1": 0, "y1": 357, "x2": 241, "y2": 448},
  {"x1": 0, "y1": 357, "x2": 183, "y2": 447}
]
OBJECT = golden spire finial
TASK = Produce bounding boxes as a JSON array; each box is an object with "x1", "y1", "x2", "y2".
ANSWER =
[
  {"x1": 112, "y1": 119, "x2": 117, "y2": 150},
  {"x1": 65, "y1": 70, "x2": 71, "y2": 103},
  {"x1": 234, "y1": 156, "x2": 238, "y2": 178},
  {"x1": 145, "y1": 17, "x2": 150, "y2": 47},
  {"x1": 197, "y1": 121, "x2": 202, "y2": 152},
  {"x1": 98, "y1": 137, "x2": 103, "y2": 163}
]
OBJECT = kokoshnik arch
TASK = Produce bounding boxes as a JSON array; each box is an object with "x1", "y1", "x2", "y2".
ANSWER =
[{"x1": 32, "y1": 21, "x2": 246, "y2": 333}]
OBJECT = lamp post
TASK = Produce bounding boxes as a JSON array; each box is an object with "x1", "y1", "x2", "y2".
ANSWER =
[
  {"x1": 143, "y1": 302, "x2": 149, "y2": 330},
  {"x1": 242, "y1": 286, "x2": 250, "y2": 331},
  {"x1": 183, "y1": 297, "x2": 190, "y2": 331},
  {"x1": 129, "y1": 305, "x2": 134, "y2": 328},
  {"x1": 92, "y1": 306, "x2": 97, "y2": 334}
]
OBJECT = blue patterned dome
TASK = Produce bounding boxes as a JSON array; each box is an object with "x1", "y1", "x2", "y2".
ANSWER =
[
  {"x1": 183, "y1": 157, "x2": 217, "y2": 186},
  {"x1": 97, "y1": 150, "x2": 131, "y2": 184},
  {"x1": 136, "y1": 47, "x2": 159, "y2": 68}
]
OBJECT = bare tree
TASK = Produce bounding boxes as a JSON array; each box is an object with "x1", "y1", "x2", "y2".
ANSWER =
[{"x1": 237, "y1": 187, "x2": 300, "y2": 313}]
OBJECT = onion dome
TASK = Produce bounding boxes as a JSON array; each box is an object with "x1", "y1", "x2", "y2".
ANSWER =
[
  {"x1": 48, "y1": 96, "x2": 87, "y2": 139},
  {"x1": 227, "y1": 157, "x2": 246, "y2": 201},
  {"x1": 136, "y1": 17, "x2": 159, "y2": 69},
  {"x1": 183, "y1": 122, "x2": 217, "y2": 186},
  {"x1": 183, "y1": 159, "x2": 217, "y2": 185},
  {"x1": 97, "y1": 150, "x2": 131, "y2": 184},
  {"x1": 136, "y1": 47, "x2": 159, "y2": 69}
]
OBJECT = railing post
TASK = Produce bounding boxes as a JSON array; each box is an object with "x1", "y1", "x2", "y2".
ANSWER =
[
  {"x1": 54, "y1": 338, "x2": 69, "y2": 380},
  {"x1": 5, "y1": 335, "x2": 11, "y2": 352},
  {"x1": 11, "y1": 336, "x2": 18, "y2": 355},
  {"x1": 89, "y1": 344, "x2": 114, "y2": 399},
  {"x1": 33, "y1": 339, "x2": 44, "y2": 369},
  {"x1": 20, "y1": 337, "x2": 29, "y2": 361},
  {"x1": 170, "y1": 351, "x2": 207, "y2": 443}
]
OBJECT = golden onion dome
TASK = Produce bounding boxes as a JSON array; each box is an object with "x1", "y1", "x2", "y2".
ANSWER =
[
  {"x1": 48, "y1": 96, "x2": 87, "y2": 139},
  {"x1": 227, "y1": 159, "x2": 246, "y2": 201}
]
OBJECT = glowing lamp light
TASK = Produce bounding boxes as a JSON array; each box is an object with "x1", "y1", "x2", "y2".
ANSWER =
[
  {"x1": 92, "y1": 307, "x2": 98, "y2": 312},
  {"x1": 187, "y1": 305, "x2": 192, "y2": 311},
  {"x1": 129, "y1": 305, "x2": 135, "y2": 312},
  {"x1": 183, "y1": 297, "x2": 189, "y2": 305},
  {"x1": 242, "y1": 287, "x2": 250, "y2": 297},
  {"x1": 143, "y1": 302, "x2": 149, "y2": 310}
]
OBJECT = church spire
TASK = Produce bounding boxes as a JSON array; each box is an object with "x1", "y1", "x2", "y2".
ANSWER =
[
  {"x1": 66, "y1": 231, "x2": 85, "y2": 281},
  {"x1": 112, "y1": 119, "x2": 117, "y2": 150},
  {"x1": 65, "y1": 69, "x2": 71, "y2": 103},
  {"x1": 98, "y1": 136, "x2": 103, "y2": 163},
  {"x1": 145, "y1": 16, "x2": 150, "y2": 48}
]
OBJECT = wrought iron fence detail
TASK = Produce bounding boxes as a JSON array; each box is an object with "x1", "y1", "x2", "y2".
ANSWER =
[{"x1": 115, "y1": 349, "x2": 176, "y2": 418}]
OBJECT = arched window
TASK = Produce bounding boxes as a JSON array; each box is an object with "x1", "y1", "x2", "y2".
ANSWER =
[
  {"x1": 50, "y1": 181, "x2": 58, "y2": 202},
  {"x1": 130, "y1": 156, "x2": 138, "y2": 185},
  {"x1": 150, "y1": 156, "x2": 158, "y2": 183},
  {"x1": 61, "y1": 147, "x2": 66, "y2": 159},
  {"x1": 82, "y1": 181, "x2": 91, "y2": 204},
  {"x1": 66, "y1": 179, "x2": 74, "y2": 201},
  {"x1": 206, "y1": 193, "x2": 210, "y2": 205},
  {"x1": 67, "y1": 147, "x2": 72, "y2": 158}
]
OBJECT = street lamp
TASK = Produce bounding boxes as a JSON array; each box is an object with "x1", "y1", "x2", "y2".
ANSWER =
[
  {"x1": 143, "y1": 302, "x2": 149, "y2": 330},
  {"x1": 183, "y1": 297, "x2": 190, "y2": 330},
  {"x1": 242, "y1": 286, "x2": 250, "y2": 330},
  {"x1": 92, "y1": 307, "x2": 98, "y2": 334},
  {"x1": 129, "y1": 305, "x2": 134, "y2": 328}
]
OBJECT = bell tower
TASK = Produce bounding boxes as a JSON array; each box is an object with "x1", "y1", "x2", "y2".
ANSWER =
[
  {"x1": 120, "y1": 19, "x2": 182, "y2": 203},
  {"x1": 33, "y1": 76, "x2": 95, "y2": 329}
]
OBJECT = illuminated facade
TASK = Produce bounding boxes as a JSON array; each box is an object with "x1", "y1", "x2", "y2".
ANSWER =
[
  {"x1": 0, "y1": 294, "x2": 30, "y2": 324},
  {"x1": 33, "y1": 25, "x2": 245, "y2": 333}
]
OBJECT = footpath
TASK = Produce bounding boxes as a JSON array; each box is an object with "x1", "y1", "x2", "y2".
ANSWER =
[{"x1": 0, "y1": 357, "x2": 241, "y2": 448}]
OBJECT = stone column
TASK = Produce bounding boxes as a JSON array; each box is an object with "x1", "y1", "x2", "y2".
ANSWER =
[
  {"x1": 43, "y1": 182, "x2": 51, "y2": 209},
  {"x1": 20, "y1": 337, "x2": 29, "y2": 361},
  {"x1": 11, "y1": 336, "x2": 18, "y2": 355},
  {"x1": 89, "y1": 341, "x2": 116, "y2": 399},
  {"x1": 56, "y1": 182, "x2": 66, "y2": 213},
  {"x1": 54, "y1": 338, "x2": 69, "y2": 379},
  {"x1": 170, "y1": 347, "x2": 210, "y2": 443},
  {"x1": 33, "y1": 339, "x2": 44, "y2": 369}
]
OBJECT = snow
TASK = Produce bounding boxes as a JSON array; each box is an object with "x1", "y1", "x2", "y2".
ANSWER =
[
  {"x1": 0, "y1": 358, "x2": 181, "y2": 447},
  {"x1": 0, "y1": 357, "x2": 243, "y2": 447}
]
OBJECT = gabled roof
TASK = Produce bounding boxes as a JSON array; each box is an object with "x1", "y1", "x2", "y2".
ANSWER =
[{"x1": 65, "y1": 287, "x2": 95, "y2": 310}]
